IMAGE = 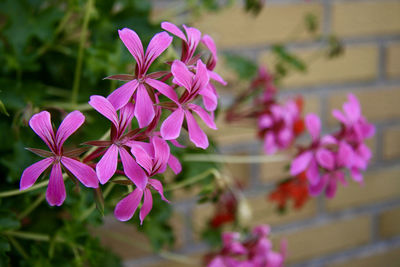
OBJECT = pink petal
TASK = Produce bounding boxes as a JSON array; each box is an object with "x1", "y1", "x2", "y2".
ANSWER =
[
  {"x1": 160, "y1": 108, "x2": 184, "y2": 140},
  {"x1": 209, "y1": 71, "x2": 227, "y2": 85},
  {"x1": 145, "y1": 78, "x2": 179, "y2": 103},
  {"x1": 139, "y1": 188, "x2": 153, "y2": 224},
  {"x1": 201, "y1": 35, "x2": 217, "y2": 65},
  {"x1": 96, "y1": 145, "x2": 119, "y2": 184},
  {"x1": 149, "y1": 178, "x2": 169, "y2": 202},
  {"x1": 171, "y1": 60, "x2": 193, "y2": 90},
  {"x1": 168, "y1": 154, "x2": 182, "y2": 174},
  {"x1": 119, "y1": 147, "x2": 148, "y2": 190},
  {"x1": 183, "y1": 25, "x2": 201, "y2": 58},
  {"x1": 29, "y1": 111, "x2": 56, "y2": 151},
  {"x1": 264, "y1": 132, "x2": 277, "y2": 155},
  {"x1": 20, "y1": 158, "x2": 53, "y2": 190},
  {"x1": 332, "y1": 109, "x2": 347, "y2": 125},
  {"x1": 161, "y1": 22, "x2": 186, "y2": 41},
  {"x1": 188, "y1": 103, "x2": 217, "y2": 129},
  {"x1": 200, "y1": 84, "x2": 218, "y2": 111},
  {"x1": 118, "y1": 28, "x2": 144, "y2": 68},
  {"x1": 130, "y1": 143, "x2": 153, "y2": 174},
  {"x1": 118, "y1": 102, "x2": 135, "y2": 135},
  {"x1": 343, "y1": 93, "x2": 361, "y2": 123},
  {"x1": 107, "y1": 80, "x2": 138, "y2": 111},
  {"x1": 305, "y1": 113, "x2": 321, "y2": 142},
  {"x1": 351, "y1": 167, "x2": 364, "y2": 183},
  {"x1": 61, "y1": 157, "x2": 98, "y2": 188},
  {"x1": 306, "y1": 158, "x2": 320, "y2": 185},
  {"x1": 309, "y1": 174, "x2": 328, "y2": 197},
  {"x1": 337, "y1": 141, "x2": 353, "y2": 168},
  {"x1": 152, "y1": 136, "x2": 170, "y2": 173},
  {"x1": 46, "y1": 163, "x2": 66, "y2": 206},
  {"x1": 56, "y1": 111, "x2": 85, "y2": 148},
  {"x1": 193, "y1": 59, "x2": 209, "y2": 93},
  {"x1": 143, "y1": 32, "x2": 172, "y2": 74},
  {"x1": 316, "y1": 148, "x2": 335, "y2": 170},
  {"x1": 134, "y1": 83, "x2": 155, "y2": 128},
  {"x1": 259, "y1": 114, "x2": 273, "y2": 129},
  {"x1": 185, "y1": 110, "x2": 209, "y2": 149},
  {"x1": 321, "y1": 135, "x2": 338, "y2": 146},
  {"x1": 89, "y1": 95, "x2": 119, "y2": 127},
  {"x1": 290, "y1": 151, "x2": 313, "y2": 176},
  {"x1": 325, "y1": 175, "x2": 338, "y2": 198},
  {"x1": 114, "y1": 188, "x2": 143, "y2": 221}
]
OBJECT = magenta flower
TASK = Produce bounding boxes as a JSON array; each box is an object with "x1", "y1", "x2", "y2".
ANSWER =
[
  {"x1": 161, "y1": 22, "x2": 225, "y2": 111},
  {"x1": 20, "y1": 111, "x2": 99, "y2": 206},
  {"x1": 114, "y1": 137, "x2": 171, "y2": 223},
  {"x1": 290, "y1": 114, "x2": 336, "y2": 186},
  {"x1": 258, "y1": 99, "x2": 301, "y2": 154},
  {"x1": 107, "y1": 28, "x2": 172, "y2": 128},
  {"x1": 89, "y1": 95, "x2": 147, "y2": 187},
  {"x1": 160, "y1": 59, "x2": 217, "y2": 149}
]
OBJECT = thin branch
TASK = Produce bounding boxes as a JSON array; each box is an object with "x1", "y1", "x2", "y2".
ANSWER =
[
  {"x1": 164, "y1": 168, "x2": 221, "y2": 192},
  {"x1": 182, "y1": 154, "x2": 289, "y2": 164}
]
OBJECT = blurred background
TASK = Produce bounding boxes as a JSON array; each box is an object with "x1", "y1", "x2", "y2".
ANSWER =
[{"x1": 1, "y1": 0, "x2": 400, "y2": 266}]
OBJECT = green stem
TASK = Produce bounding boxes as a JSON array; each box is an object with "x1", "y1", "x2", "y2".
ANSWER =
[
  {"x1": 182, "y1": 154, "x2": 289, "y2": 164},
  {"x1": 18, "y1": 193, "x2": 46, "y2": 219},
  {"x1": 0, "y1": 175, "x2": 67, "y2": 198},
  {"x1": 79, "y1": 182, "x2": 115, "y2": 221},
  {"x1": 8, "y1": 236, "x2": 29, "y2": 260},
  {"x1": 71, "y1": 0, "x2": 94, "y2": 104},
  {"x1": 4, "y1": 231, "x2": 83, "y2": 249},
  {"x1": 165, "y1": 168, "x2": 221, "y2": 192}
]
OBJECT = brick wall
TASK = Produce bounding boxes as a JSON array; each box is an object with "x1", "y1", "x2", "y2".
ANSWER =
[{"x1": 93, "y1": 1, "x2": 400, "y2": 266}]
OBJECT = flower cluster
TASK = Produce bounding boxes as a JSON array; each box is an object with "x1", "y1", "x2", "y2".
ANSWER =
[
  {"x1": 290, "y1": 94, "x2": 375, "y2": 198},
  {"x1": 206, "y1": 225, "x2": 286, "y2": 267},
  {"x1": 227, "y1": 67, "x2": 304, "y2": 155},
  {"x1": 20, "y1": 22, "x2": 225, "y2": 223}
]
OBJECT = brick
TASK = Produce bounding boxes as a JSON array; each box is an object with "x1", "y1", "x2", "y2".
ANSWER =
[
  {"x1": 379, "y1": 206, "x2": 400, "y2": 239},
  {"x1": 387, "y1": 42, "x2": 400, "y2": 78},
  {"x1": 328, "y1": 87, "x2": 400, "y2": 123},
  {"x1": 208, "y1": 116, "x2": 257, "y2": 146},
  {"x1": 260, "y1": 45, "x2": 378, "y2": 88},
  {"x1": 383, "y1": 126, "x2": 400, "y2": 160},
  {"x1": 326, "y1": 167, "x2": 400, "y2": 211},
  {"x1": 223, "y1": 153, "x2": 252, "y2": 187},
  {"x1": 90, "y1": 216, "x2": 152, "y2": 260},
  {"x1": 276, "y1": 216, "x2": 371, "y2": 263},
  {"x1": 194, "y1": 3, "x2": 323, "y2": 48},
  {"x1": 142, "y1": 253, "x2": 203, "y2": 267},
  {"x1": 260, "y1": 158, "x2": 290, "y2": 183},
  {"x1": 333, "y1": 1, "x2": 400, "y2": 37},
  {"x1": 247, "y1": 194, "x2": 317, "y2": 227},
  {"x1": 327, "y1": 247, "x2": 400, "y2": 267}
]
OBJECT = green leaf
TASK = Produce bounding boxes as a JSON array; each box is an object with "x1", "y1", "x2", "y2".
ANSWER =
[
  {"x1": 0, "y1": 100, "x2": 9, "y2": 116},
  {"x1": 0, "y1": 210, "x2": 20, "y2": 232},
  {"x1": 224, "y1": 53, "x2": 258, "y2": 80},
  {"x1": 93, "y1": 187, "x2": 104, "y2": 216},
  {"x1": 304, "y1": 13, "x2": 318, "y2": 33},
  {"x1": 272, "y1": 45, "x2": 307, "y2": 72}
]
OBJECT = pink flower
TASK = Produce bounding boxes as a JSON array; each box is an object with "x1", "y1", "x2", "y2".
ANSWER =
[
  {"x1": 290, "y1": 114, "x2": 336, "y2": 186},
  {"x1": 107, "y1": 28, "x2": 173, "y2": 128},
  {"x1": 160, "y1": 59, "x2": 217, "y2": 149},
  {"x1": 114, "y1": 137, "x2": 171, "y2": 223},
  {"x1": 258, "y1": 99, "x2": 302, "y2": 154},
  {"x1": 89, "y1": 95, "x2": 147, "y2": 187},
  {"x1": 20, "y1": 111, "x2": 98, "y2": 206},
  {"x1": 161, "y1": 22, "x2": 225, "y2": 111}
]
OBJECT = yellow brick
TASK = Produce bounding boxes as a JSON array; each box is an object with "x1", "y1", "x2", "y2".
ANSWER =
[
  {"x1": 143, "y1": 253, "x2": 203, "y2": 267},
  {"x1": 379, "y1": 206, "x2": 400, "y2": 239},
  {"x1": 326, "y1": 167, "x2": 400, "y2": 211},
  {"x1": 209, "y1": 116, "x2": 257, "y2": 146},
  {"x1": 328, "y1": 87, "x2": 400, "y2": 123},
  {"x1": 192, "y1": 202, "x2": 214, "y2": 236},
  {"x1": 90, "y1": 216, "x2": 152, "y2": 260},
  {"x1": 387, "y1": 42, "x2": 400, "y2": 78},
  {"x1": 260, "y1": 158, "x2": 289, "y2": 183},
  {"x1": 260, "y1": 45, "x2": 378, "y2": 88},
  {"x1": 383, "y1": 126, "x2": 400, "y2": 160},
  {"x1": 223, "y1": 154, "x2": 252, "y2": 187},
  {"x1": 194, "y1": 3, "x2": 323, "y2": 48},
  {"x1": 248, "y1": 194, "x2": 317, "y2": 227},
  {"x1": 327, "y1": 248, "x2": 400, "y2": 267},
  {"x1": 277, "y1": 216, "x2": 371, "y2": 264},
  {"x1": 333, "y1": 1, "x2": 400, "y2": 37}
]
